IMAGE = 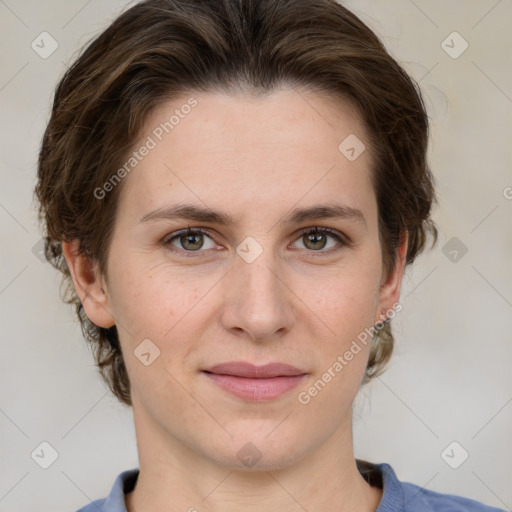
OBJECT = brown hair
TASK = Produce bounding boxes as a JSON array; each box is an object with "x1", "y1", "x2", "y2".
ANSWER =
[{"x1": 35, "y1": 0, "x2": 437, "y2": 406}]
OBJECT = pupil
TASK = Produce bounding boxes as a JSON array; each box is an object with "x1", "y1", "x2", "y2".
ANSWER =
[
  {"x1": 182, "y1": 233, "x2": 203, "y2": 250},
  {"x1": 306, "y1": 232, "x2": 326, "y2": 250}
]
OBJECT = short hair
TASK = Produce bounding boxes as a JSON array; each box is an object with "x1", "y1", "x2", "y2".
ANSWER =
[{"x1": 35, "y1": 0, "x2": 437, "y2": 407}]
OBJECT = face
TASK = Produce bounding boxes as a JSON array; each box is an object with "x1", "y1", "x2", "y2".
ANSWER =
[{"x1": 72, "y1": 88, "x2": 405, "y2": 471}]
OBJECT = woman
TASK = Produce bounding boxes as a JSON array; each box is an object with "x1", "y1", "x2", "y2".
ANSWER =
[{"x1": 34, "y1": 0, "x2": 506, "y2": 510}]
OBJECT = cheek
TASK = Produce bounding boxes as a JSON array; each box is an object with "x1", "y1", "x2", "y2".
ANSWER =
[
  {"x1": 297, "y1": 253, "x2": 382, "y2": 387},
  {"x1": 306, "y1": 260, "x2": 382, "y2": 334},
  {"x1": 105, "y1": 248, "x2": 164, "y2": 334},
  {"x1": 299, "y1": 280, "x2": 379, "y2": 407},
  {"x1": 110, "y1": 268, "x2": 196, "y2": 339}
]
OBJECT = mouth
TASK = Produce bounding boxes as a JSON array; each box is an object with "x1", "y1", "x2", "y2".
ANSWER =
[{"x1": 201, "y1": 361, "x2": 308, "y2": 401}]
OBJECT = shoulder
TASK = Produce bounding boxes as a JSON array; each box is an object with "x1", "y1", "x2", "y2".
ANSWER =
[
  {"x1": 357, "y1": 460, "x2": 507, "y2": 512},
  {"x1": 74, "y1": 468, "x2": 139, "y2": 512},
  {"x1": 75, "y1": 498, "x2": 107, "y2": 512},
  {"x1": 400, "y1": 480, "x2": 507, "y2": 512},
  {"x1": 377, "y1": 464, "x2": 504, "y2": 512}
]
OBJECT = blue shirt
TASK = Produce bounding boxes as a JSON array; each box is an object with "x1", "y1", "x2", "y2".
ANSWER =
[{"x1": 76, "y1": 460, "x2": 507, "y2": 511}]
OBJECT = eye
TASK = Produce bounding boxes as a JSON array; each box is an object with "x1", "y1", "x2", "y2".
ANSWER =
[
  {"x1": 292, "y1": 227, "x2": 349, "y2": 253},
  {"x1": 163, "y1": 227, "x2": 216, "y2": 252},
  {"x1": 162, "y1": 226, "x2": 351, "y2": 256}
]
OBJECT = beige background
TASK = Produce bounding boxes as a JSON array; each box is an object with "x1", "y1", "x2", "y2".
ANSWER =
[{"x1": 1, "y1": 0, "x2": 511, "y2": 510}]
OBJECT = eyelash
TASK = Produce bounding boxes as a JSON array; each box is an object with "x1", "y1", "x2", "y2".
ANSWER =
[{"x1": 162, "y1": 226, "x2": 351, "y2": 257}]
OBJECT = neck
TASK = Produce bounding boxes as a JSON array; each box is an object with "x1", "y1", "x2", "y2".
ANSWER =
[{"x1": 125, "y1": 402, "x2": 382, "y2": 512}]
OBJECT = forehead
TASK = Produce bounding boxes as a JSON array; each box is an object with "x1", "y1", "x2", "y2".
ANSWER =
[{"x1": 118, "y1": 87, "x2": 375, "y2": 222}]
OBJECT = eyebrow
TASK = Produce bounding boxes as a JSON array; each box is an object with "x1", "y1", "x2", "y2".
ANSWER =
[{"x1": 139, "y1": 202, "x2": 367, "y2": 229}]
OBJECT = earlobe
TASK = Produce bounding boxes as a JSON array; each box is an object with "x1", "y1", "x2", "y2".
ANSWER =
[
  {"x1": 62, "y1": 240, "x2": 116, "y2": 328},
  {"x1": 375, "y1": 232, "x2": 408, "y2": 324}
]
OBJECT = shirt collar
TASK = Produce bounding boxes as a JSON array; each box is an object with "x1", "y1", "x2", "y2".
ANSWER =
[{"x1": 94, "y1": 460, "x2": 403, "y2": 511}]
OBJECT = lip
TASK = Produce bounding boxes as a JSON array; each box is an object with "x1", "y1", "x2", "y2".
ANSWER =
[
  {"x1": 202, "y1": 361, "x2": 307, "y2": 401},
  {"x1": 204, "y1": 361, "x2": 305, "y2": 378}
]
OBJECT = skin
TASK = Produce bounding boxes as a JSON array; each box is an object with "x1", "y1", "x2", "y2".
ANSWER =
[{"x1": 63, "y1": 87, "x2": 407, "y2": 512}]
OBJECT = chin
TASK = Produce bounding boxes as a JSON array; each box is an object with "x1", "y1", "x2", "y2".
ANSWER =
[{"x1": 200, "y1": 428, "x2": 313, "y2": 473}]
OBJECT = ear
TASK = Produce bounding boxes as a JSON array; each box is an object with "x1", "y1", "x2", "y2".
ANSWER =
[
  {"x1": 62, "y1": 240, "x2": 116, "y2": 328},
  {"x1": 374, "y1": 231, "x2": 408, "y2": 324}
]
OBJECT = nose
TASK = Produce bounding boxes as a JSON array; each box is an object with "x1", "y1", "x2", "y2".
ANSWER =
[{"x1": 219, "y1": 247, "x2": 296, "y2": 343}]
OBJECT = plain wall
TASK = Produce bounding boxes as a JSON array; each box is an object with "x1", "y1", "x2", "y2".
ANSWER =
[{"x1": 1, "y1": 1, "x2": 511, "y2": 510}]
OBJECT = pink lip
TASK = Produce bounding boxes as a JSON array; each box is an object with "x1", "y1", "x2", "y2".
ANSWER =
[
  {"x1": 202, "y1": 361, "x2": 307, "y2": 401},
  {"x1": 205, "y1": 361, "x2": 305, "y2": 378}
]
